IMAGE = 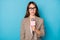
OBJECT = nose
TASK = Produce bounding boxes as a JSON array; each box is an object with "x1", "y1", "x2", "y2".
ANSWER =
[{"x1": 31, "y1": 9, "x2": 34, "y2": 11}]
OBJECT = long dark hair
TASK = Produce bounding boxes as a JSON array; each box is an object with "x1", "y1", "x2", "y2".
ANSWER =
[{"x1": 24, "y1": 1, "x2": 40, "y2": 18}]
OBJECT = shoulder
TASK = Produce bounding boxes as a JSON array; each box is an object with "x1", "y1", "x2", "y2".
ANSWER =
[
  {"x1": 21, "y1": 17, "x2": 28, "y2": 23},
  {"x1": 36, "y1": 16, "x2": 44, "y2": 23}
]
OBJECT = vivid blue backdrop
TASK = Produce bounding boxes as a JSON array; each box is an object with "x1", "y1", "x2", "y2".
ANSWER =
[{"x1": 0, "y1": 0, "x2": 60, "y2": 40}]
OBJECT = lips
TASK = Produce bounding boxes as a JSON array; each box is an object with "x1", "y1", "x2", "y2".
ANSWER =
[{"x1": 31, "y1": 12, "x2": 34, "y2": 13}]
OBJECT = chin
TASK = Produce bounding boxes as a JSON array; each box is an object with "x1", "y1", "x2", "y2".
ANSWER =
[{"x1": 32, "y1": 15, "x2": 34, "y2": 16}]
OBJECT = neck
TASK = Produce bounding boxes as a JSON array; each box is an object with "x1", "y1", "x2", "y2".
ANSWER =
[{"x1": 30, "y1": 15, "x2": 35, "y2": 19}]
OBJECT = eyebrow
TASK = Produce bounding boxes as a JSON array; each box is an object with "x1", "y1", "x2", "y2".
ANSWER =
[{"x1": 29, "y1": 7, "x2": 36, "y2": 8}]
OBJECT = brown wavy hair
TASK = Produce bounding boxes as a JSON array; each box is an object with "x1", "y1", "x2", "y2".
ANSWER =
[{"x1": 24, "y1": 1, "x2": 40, "y2": 18}]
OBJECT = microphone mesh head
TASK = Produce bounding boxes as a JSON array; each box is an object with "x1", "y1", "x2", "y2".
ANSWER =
[{"x1": 31, "y1": 18, "x2": 35, "y2": 21}]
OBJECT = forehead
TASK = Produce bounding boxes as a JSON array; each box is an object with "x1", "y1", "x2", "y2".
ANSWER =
[{"x1": 29, "y1": 4, "x2": 35, "y2": 7}]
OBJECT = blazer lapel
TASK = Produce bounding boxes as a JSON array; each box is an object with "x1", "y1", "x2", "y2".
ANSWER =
[{"x1": 27, "y1": 17, "x2": 33, "y2": 39}]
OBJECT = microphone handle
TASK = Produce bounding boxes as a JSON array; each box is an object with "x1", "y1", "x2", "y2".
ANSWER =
[{"x1": 32, "y1": 31, "x2": 34, "y2": 36}]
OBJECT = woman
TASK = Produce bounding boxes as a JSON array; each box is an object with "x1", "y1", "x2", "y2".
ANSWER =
[{"x1": 20, "y1": 1, "x2": 45, "y2": 40}]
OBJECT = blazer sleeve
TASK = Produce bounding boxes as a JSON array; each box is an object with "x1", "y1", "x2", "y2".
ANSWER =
[
  {"x1": 37, "y1": 19, "x2": 45, "y2": 37},
  {"x1": 20, "y1": 20, "x2": 25, "y2": 40}
]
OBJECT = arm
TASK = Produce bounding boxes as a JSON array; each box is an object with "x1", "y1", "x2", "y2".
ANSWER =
[
  {"x1": 35, "y1": 19, "x2": 45, "y2": 37},
  {"x1": 20, "y1": 20, "x2": 25, "y2": 40}
]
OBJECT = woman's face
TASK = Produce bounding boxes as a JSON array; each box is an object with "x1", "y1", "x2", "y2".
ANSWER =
[{"x1": 29, "y1": 4, "x2": 36, "y2": 16}]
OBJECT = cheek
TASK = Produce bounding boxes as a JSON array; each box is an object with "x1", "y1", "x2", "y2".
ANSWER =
[
  {"x1": 34, "y1": 10, "x2": 36, "y2": 13},
  {"x1": 28, "y1": 9, "x2": 30, "y2": 12},
  {"x1": 33, "y1": 10, "x2": 36, "y2": 15}
]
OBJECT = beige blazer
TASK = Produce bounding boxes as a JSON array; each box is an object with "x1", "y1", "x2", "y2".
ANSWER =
[{"x1": 20, "y1": 16, "x2": 45, "y2": 40}]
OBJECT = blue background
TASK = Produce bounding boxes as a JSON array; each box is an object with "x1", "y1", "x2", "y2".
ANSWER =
[{"x1": 0, "y1": 0, "x2": 60, "y2": 40}]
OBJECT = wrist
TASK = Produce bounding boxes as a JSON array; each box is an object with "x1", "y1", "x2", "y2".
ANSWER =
[{"x1": 34, "y1": 28, "x2": 37, "y2": 32}]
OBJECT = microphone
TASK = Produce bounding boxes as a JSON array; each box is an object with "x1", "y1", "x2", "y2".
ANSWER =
[
  {"x1": 30, "y1": 18, "x2": 35, "y2": 26},
  {"x1": 30, "y1": 18, "x2": 35, "y2": 36}
]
